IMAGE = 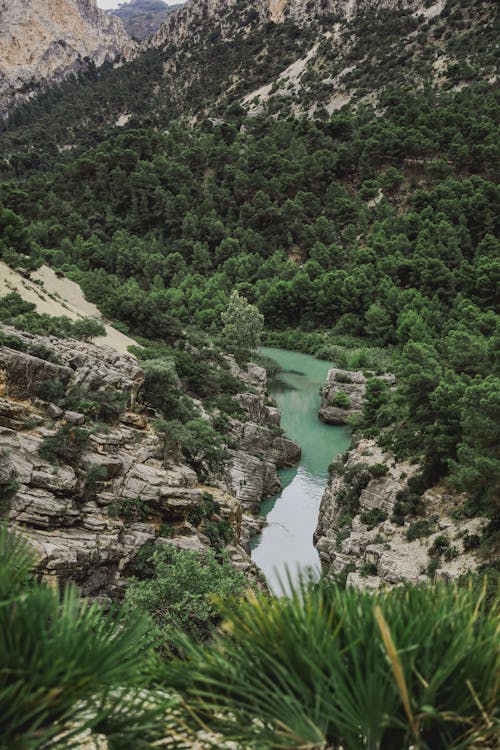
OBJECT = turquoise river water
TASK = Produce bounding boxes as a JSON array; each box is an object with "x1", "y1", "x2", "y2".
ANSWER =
[{"x1": 251, "y1": 347, "x2": 351, "y2": 594}]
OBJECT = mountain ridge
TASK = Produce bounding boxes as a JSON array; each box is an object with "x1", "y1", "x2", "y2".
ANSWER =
[{"x1": 0, "y1": 0, "x2": 137, "y2": 116}]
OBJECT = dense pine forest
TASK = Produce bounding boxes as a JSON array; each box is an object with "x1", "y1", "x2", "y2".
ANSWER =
[
  {"x1": 0, "y1": 0, "x2": 499, "y2": 746},
  {"x1": 1, "y1": 82, "x2": 499, "y2": 534}
]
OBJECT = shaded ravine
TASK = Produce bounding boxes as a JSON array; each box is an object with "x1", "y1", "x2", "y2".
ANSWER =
[{"x1": 251, "y1": 347, "x2": 351, "y2": 594}]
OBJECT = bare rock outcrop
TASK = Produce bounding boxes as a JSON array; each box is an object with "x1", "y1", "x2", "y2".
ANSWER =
[
  {"x1": 0, "y1": 328, "x2": 299, "y2": 595},
  {"x1": 0, "y1": 0, "x2": 137, "y2": 116},
  {"x1": 314, "y1": 438, "x2": 486, "y2": 589},
  {"x1": 319, "y1": 368, "x2": 395, "y2": 425}
]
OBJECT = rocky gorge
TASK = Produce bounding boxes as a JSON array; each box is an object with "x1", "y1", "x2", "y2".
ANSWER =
[
  {"x1": 0, "y1": 322, "x2": 300, "y2": 598},
  {"x1": 314, "y1": 367, "x2": 487, "y2": 589}
]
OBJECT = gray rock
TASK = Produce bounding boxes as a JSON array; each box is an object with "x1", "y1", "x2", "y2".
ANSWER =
[
  {"x1": 8, "y1": 486, "x2": 80, "y2": 528},
  {"x1": 63, "y1": 410, "x2": 85, "y2": 425},
  {"x1": 319, "y1": 368, "x2": 395, "y2": 425},
  {"x1": 31, "y1": 466, "x2": 77, "y2": 495},
  {"x1": 0, "y1": 345, "x2": 73, "y2": 398}
]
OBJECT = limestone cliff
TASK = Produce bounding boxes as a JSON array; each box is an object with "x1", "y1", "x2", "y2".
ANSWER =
[
  {"x1": 314, "y1": 369, "x2": 487, "y2": 589},
  {"x1": 0, "y1": 0, "x2": 137, "y2": 116},
  {"x1": 319, "y1": 367, "x2": 395, "y2": 425},
  {"x1": 150, "y1": 0, "x2": 425, "y2": 48},
  {"x1": 0, "y1": 324, "x2": 299, "y2": 596}
]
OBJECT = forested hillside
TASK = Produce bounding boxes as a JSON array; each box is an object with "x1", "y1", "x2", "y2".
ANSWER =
[
  {"x1": 0, "y1": 0, "x2": 499, "y2": 746},
  {"x1": 1, "y1": 77, "x2": 499, "y2": 554},
  {"x1": 1, "y1": 0, "x2": 497, "y2": 157},
  {"x1": 110, "y1": 0, "x2": 180, "y2": 40}
]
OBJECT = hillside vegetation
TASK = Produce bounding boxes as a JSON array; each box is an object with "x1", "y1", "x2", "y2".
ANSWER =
[
  {"x1": 1, "y1": 80, "x2": 499, "y2": 550},
  {"x1": 110, "y1": 0, "x2": 180, "y2": 40},
  {"x1": 0, "y1": 0, "x2": 499, "y2": 745}
]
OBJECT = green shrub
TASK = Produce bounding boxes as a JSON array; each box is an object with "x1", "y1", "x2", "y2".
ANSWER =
[
  {"x1": 83, "y1": 464, "x2": 108, "y2": 500},
  {"x1": 360, "y1": 562, "x2": 378, "y2": 577},
  {"x1": 167, "y1": 579, "x2": 500, "y2": 750},
  {"x1": 0, "y1": 330, "x2": 27, "y2": 351},
  {"x1": 71, "y1": 317, "x2": 106, "y2": 342},
  {"x1": 369, "y1": 463, "x2": 389, "y2": 477},
  {"x1": 426, "y1": 554, "x2": 441, "y2": 578},
  {"x1": 463, "y1": 531, "x2": 481, "y2": 551},
  {"x1": 39, "y1": 424, "x2": 90, "y2": 465},
  {"x1": 334, "y1": 371, "x2": 353, "y2": 384},
  {"x1": 28, "y1": 343, "x2": 61, "y2": 364},
  {"x1": 0, "y1": 472, "x2": 19, "y2": 515},
  {"x1": 406, "y1": 518, "x2": 436, "y2": 541},
  {"x1": 159, "y1": 522, "x2": 175, "y2": 538},
  {"x1": 141, "y1": 357, "x2": 180, "y2": 412},
  {"x1": 359, "y1": 507, "x2": 388, "y2": 529},
  {"x1": 123, "y1": 544, "x2": 249, "y2": 653},
  {"x1": 34, "y1": 379, "x2": 66, "y2": 403},
  {"x1": 331, "y1": 390, "x2": 351, "y2": 409},
  {"x1": 428, "y1": 534, "x2": 450, "y2": 556},
  {"x1": 109, "y1": 496, "x2": 148, "y2": 521},
  {"x1": 65, "y1": 388, "x2": 128, "y2": 423}
]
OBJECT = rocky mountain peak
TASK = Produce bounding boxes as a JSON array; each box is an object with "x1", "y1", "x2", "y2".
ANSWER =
[
  {"x1": 0, "y1": 0, "x2": 138, "y2": 116},
  {"x1": 149, "y1": 0, "x2": 429, "y2": 48}
]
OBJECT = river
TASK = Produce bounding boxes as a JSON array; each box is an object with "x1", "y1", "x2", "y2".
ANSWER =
[{"x1": 251, "y1": 347, "x2": 351, "y2": 594}]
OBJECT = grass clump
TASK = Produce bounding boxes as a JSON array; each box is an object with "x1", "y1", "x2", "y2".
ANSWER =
[
  {"x1": 0, "y1": 525, "x2": 179, "y2": 750},
  {"x1": 167, "y1": 577, "x2": 500, "y2": 750},
  {"x1": 360, "y1": 507, "x2": 388, "y2": 529},
  {"x1": 406, "y1": 518, "x2": 437, "y2": 541}
]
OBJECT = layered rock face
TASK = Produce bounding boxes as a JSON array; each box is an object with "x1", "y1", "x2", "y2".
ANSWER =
[
  {"x1": 319, "y1": 367, "x2": 395, "y2": 425},
  {"x1": 0, "y1": 0, "x2": 137, "y2": 115},
  {"x1": 1, "y1": 325, "x2": 298, "y2": 596},
  {"x1": 314, "y1": 369, "x2": 485, "y2": 589}
]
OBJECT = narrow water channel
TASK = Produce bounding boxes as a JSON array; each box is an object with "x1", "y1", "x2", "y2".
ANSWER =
[{"x1": 251, "y1": 347, "x2": 351, "y2": 594}]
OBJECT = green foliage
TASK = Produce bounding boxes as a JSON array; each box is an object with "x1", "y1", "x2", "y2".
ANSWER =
[
  {"x1": 0, "y1": 526, "x2": 178, "y2": 750},
  {"x1": 34, "y1": 379, "x2": 66, "y2": 403},
  {"x1": 167, "y1": 578, "x2": 500, "y2": 750},
  {"x1": 369, "y1": 463, "x2": 389, "y2": 477},
  {"x1": 360, "y1": 507, "x2": 388, "y2": 530},
  {"x1": 187, "y1": 493, "x2": 234, "y2": 549},
  {"x1": 0, "y1": 293, "x2": 105, "y2": 342},
  {"x1": 109, "y1": 495, "x2": 149, "y2": 521},
  {"x1": 70, "y1": 317, "x2": 106, "y2": 342},
  {"x1": 335, "y1": 463, "x2": 372, "y2": 521},
  {"x1": 140, "y1": 357, "x2": 180, "y2": 414},
  {"x1": 0, "y1": 474, "x2": 20, "y2": 515},
  {"x1": 334, "y1": 371, "x2": 353, "y2": 384},
  {"x1": 221, "y1": 290, "x2": 264, "y2": 353},
  {"x1": 0, "y1": 329, "x2": 27, "y2": 352},
  {"x1": 250, "y1": 352, "x2": 281, "y2": 377},
  {"x1": 82, "y1": 464, "x2": 108, "y2": 500},
  {"x1": 330, "y1": 390, "x2": 351, "y2": 409},
  {"x1": 0, "y1": 69, "x2": 498, "y2": 516},
  {"x1": 123, "y1": 544, "x2": 249, "y2": 653},
  {"x1": 406, "y1": 518, "x2": 437, "y2": 542},
  {"x1": 360, "y1": 562, "x2": 378, "y2": 577},
  {"x1": 65, "y1": 387, "x2": 128, "y2": 423},
  {"x1": 39, "y1": 424, "x2": 90, "y2": 465}
]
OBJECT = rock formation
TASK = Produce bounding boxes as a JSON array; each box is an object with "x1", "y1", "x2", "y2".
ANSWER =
[
  {"x1": 150, "y1": 0, "x2": 435, "y2": 49},
  {"x1": 0, "y1": 0, "x2": 137, "y2": 116},
  {"x1": 0, "y1": 324, "x2": 299, "y2": 596},
  {"x1": 314, "y1": 370, "x2": 486, "y2": 589},
  {"x1": 319, "y1": 367, "x2": 395, "y2": 425}
]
